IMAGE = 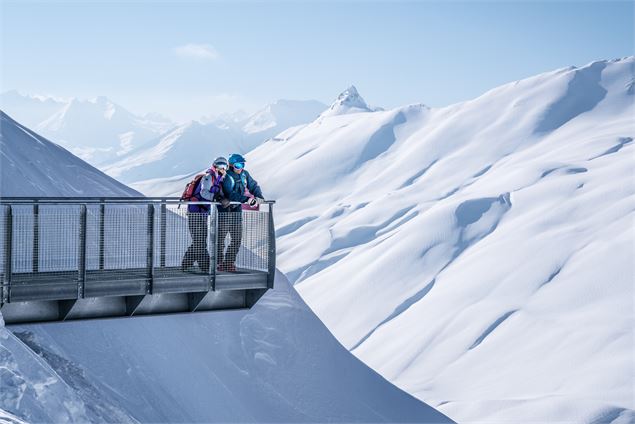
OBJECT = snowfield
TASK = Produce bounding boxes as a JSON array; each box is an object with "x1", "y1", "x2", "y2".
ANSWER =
[
  {"x1": 0, "y1": 274, "x2": 451, "y2": 423},
  {"x1": 237, "y1": 57, "x2": 633, "y2": 423}
]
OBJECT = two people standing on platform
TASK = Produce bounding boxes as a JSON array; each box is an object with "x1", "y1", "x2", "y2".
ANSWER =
[{"x1": 181, "y1": 153, "x2": 264, "y2": 273}]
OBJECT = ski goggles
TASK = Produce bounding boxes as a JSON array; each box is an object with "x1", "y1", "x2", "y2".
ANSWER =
[
  {"x1": 233, "y1": 162, "x2": 245, "y2": 169},
  {"x1": 214, "y1": 163, "x2": 228, "y2": 170}
]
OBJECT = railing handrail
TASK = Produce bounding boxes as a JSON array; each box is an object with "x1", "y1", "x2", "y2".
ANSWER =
[{"x1": 0, "y1": 197, "x2": 276, "y2": 205}]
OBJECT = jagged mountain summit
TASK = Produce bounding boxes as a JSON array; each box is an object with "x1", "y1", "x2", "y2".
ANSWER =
[
  {"x1": 320, "y1": 85, "x2": 374, "y2": 117},
  {"x1": 242, "y1": 57, "x2": 635, "y2": 423},
  {"x1": 0, "y1": 111, "x2": 140, "y2": 197}
]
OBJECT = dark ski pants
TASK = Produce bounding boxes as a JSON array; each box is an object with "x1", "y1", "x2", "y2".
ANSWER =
[
  {"x1": 217, "y1": 211, "x2": 242, "y2": 268},
  {"x1": 182, "y1": 212, "x2": 210, "y2": 272}
]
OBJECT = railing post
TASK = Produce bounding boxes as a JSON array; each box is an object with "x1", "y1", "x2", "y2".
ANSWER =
[
  {"x1": 160, "y1": 201, "x2": 167, "y2": 268},
  {"x1": 2, "y1": 205, "x2": 12, "y2": 304},
  {"x1": 78, "y1": 204, "x2": 87, "y2": 298},
  {"x1": 267, "y1": 203, "x2": 276, "y2": 289},
  {"x1": 32, "y1": 201, "x2": 39, "y2": 273},
  {"x1": 210, "y1": 206, "x2": 218, "y2": 291},
  {"x1": 146, "y1": 204, "x2": 155, "y2": 294},
  {"x1": 99, "y1": 200, "x2": 105, "y2": 270}
]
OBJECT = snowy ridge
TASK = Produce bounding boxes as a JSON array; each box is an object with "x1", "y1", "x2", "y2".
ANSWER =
[
  {"x1": 242, "y1": 99, "x2": 326, "y2": 134},
  {"x1": 239, "y1": 57, "x2": 635, "y2": 423}
]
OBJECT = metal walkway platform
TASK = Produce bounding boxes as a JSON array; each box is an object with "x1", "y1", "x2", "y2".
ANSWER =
[{"x1": 0, "y1": 197, "x2": 276, "y2": 324}]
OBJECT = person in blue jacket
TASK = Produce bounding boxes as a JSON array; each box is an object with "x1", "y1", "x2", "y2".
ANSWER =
[
  {"x1": 181, "y1": 156, "x2": 229, "y2": 272},
  {"x1": 217, "y1": 153, "x2": 264, "y2": 272}
]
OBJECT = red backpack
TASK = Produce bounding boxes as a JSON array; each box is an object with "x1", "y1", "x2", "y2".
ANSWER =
[{"x1": 180, "y1": 173, "x2": 206, "y2": 202}]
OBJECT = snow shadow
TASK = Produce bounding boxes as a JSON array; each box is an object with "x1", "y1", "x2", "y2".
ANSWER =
[
  {"x1": 276, "y1": 215, "x2": 318, "y2": 238},
  {"x1": 535, "y1": 62, "x2": 608, "y2": 134},
  {"x1": 400, "y1": 160, "x2": 438, "y2": 188},
  {"x1": 351, "y1": 278, "x2": 437, "y2": 352},
  {"x1": 353, "y1": 112, "x2": 406, "y2": 169},
  {"x1": 590, "y1": 136, "x2": 633, "y2": 160},
  {"x1": 468, "y1": 310, "x2": 517, "y2": 350}
]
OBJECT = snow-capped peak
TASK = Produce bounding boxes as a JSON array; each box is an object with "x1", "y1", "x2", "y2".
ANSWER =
[
  {"x1": 320, "y1": 85, "x2": 373, "y2": 118},
  {"x1": 334, "y1": 85, "x2": 368, "y2": 109}
]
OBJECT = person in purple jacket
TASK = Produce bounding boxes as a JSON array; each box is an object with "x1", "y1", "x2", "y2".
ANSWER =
[{"x1": 181, "y1": 157, "x2": 230, "y2": 272}]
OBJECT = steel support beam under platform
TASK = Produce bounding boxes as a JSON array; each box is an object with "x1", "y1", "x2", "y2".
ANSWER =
[{"x1": 1, "y1": 268, "x2": 268, "y2": 325}]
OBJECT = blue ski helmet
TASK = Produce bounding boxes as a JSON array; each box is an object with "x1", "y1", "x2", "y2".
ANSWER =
[{"x1": 228, "y1": 153, "x2": 246, "y2": 166}]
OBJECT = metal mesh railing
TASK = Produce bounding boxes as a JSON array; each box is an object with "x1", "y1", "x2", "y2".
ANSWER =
[
  {"x1": 0, "y1": 198, "x2": 275, "y2": 295},
  {"x1": 236, "y1": 210, "x2": 269, "y2": 271}
]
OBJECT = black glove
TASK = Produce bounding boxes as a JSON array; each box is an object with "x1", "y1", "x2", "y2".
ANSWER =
[{"x1": 221, "y1": 198, "x2": 231, "y2": 208}]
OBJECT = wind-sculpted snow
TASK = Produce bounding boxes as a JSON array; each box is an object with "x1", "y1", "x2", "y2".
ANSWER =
[
  {"x1": 1, "y1": 273, "x2": 452, "y2": 423},
  {"x1": 239, "y1": 57, "x2": 635, "y2": 423}
]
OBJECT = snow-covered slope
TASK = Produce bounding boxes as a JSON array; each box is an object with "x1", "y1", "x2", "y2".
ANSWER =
[
  {"x1": 0, "y1": 92, "x2": 173, "y2": 165},
  {"x1": 1, "y1": 273, "x2": 451, "y2": 423},
  {"x1": 0, "y1": 111, "x2": 141, "y2": 197},
  {"x1": 238, "y1": 57, "x2": 634, "y2": 423}
]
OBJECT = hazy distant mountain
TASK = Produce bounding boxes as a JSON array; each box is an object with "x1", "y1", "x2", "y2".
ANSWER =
[
  {"x1": 105, "y1": 99, "x2": 327, "y2": 184},
  {"x1": 101, "y1": 120, "x2": 244, "y2": 183},
  {"x1": 0, "y1": 92, "x2": 174, "y2": 165},
  {"x1": 0, "y1": 90, "x2": 66, "y2": 128},
  {"x1": 0, "y1": 110, "x2": 140, "y2": 197}
]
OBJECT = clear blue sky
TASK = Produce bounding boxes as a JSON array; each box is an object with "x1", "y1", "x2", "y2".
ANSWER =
[{"x1": 1, "y1": 1, "x2": 633, "y2": 121}]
